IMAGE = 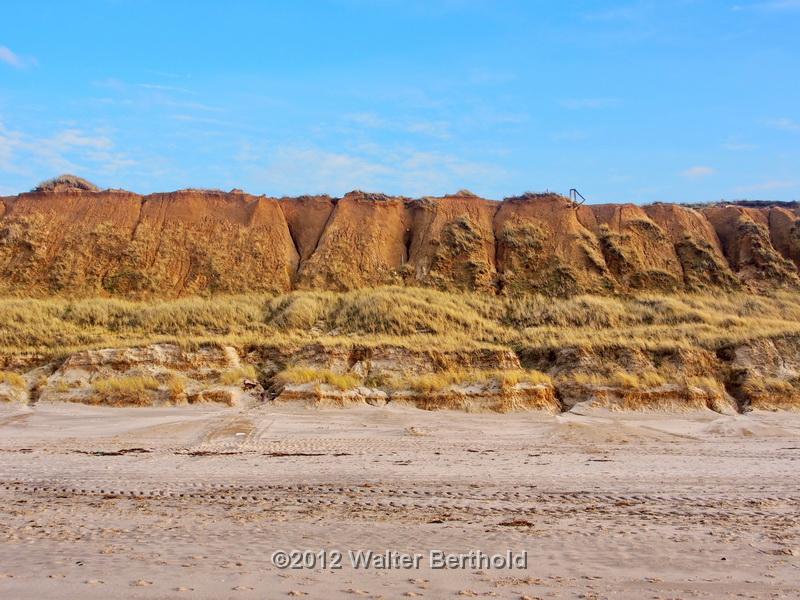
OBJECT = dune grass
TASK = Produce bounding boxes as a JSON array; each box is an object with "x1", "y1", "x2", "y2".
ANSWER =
[
  {"x1": 2, "y1": 287, "x2": 800, "y2": 359},
  {"x1": 684, "y1": 376, "x2": 724, "y2": 394},
  {"x1": 569, "y1": 371, "x2": 667, "y2": 388},
  {"x1": 389, "y1": 369, "x2": 552, "y2": 393},
  {"x1": 91, "y1": 375, "x2": 160, "y2": 406},
  {"x1": 219, "y1": 365, "x2": 259, "y2": 385},
  {"x1": 275, "y1": 367, "x2": 361, "y2": 391},
  {"x1": 0, "y1": 371, "x2": 25, "y2": 388},
  {"x1": 93, "y1": 375, "x2": 159, "y2": 394},
  {"x1": 166, "y1": 374, "x2": 188, "y2": 400}
]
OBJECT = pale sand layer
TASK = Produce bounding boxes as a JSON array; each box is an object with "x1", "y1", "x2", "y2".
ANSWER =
[{"x1": 0, "y1": 402, "x2": 798, "y2": 599}]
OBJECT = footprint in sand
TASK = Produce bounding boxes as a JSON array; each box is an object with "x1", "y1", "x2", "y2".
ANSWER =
[{"x1": 131, "y1": 579, "x2": 153, "y2": 586}]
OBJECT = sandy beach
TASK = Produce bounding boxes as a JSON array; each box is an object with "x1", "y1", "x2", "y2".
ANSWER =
[{"x1": 0, "y1": 402, "x2": 798, "y2": 599}]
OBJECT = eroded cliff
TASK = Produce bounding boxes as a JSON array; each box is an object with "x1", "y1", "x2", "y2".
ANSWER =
[{"x1": 2, "y1": 179, "x2": 800, "y2": 297}]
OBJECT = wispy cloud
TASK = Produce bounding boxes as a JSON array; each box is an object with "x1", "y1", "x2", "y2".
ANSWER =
[
  {"x1": 550, "y1": 129, "x2": 589, "y2": 142},
  {"x1": 137, "y1": 83, "x2": 194, "y2": 94},
  {"x1": 767, "y1": 117, "x2": 800, "y2": 132},
  {"x1": 346, "y1": 112, "x2": 387, "y2": 128},
  {"x1": 681, "y1": 166, "x2": 716, "y2": 178},
  {"x1": 0, "y1": 120, "x2": 134, "y2": 180},
  {"x1": 170, "y1": 114, "x2": 237, "y2": 128},
  {"x1": 581, "y1": 4, "x2": 644, "y2": 22},
  {"x1": 560, "y1": 98, "x2": 622, "y2": 110},
  {"x1": 343, "y1": 112, "x2": 452, "y2": 139},
  {"x1": 722, "y1": 137, "x2": 756, "y2": 151},
  {"x1": 732, "y1": 1, "x2": 800, "y2": 11},
  {"x1": 0, "y1": 45, "x2": 35, "y2": 69},
  {"x1": 248, "y1": 144, "x2": 507, "y2": 197},
  {"x1": 734, "y1": 179, "x2": 798, "y2": 193},
  {"x1": 91, "y1": 78, "x2": 221, "y2": 112}
]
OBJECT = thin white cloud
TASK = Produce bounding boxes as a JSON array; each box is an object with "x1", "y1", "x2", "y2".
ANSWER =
[
  {"x1": 137, "y1": 83, "x2": 193, "y2": 94},
  {"x1": 581, "y1": 5, "x2": 643, "y2": 21},
  {"x1": 91, "y1": 77, "x2": 221, "y2": 113},
  {"x1": 0, "y1": 122, "x2": 20, "y2": 171},
  {"x1": 560, "y1": 98, "x2": 622, "y2": 110},
  {"x1": 404, "y1": 120, "x2": 451, "y2": 139},
  {"x1": 550, "y1": 129, "x2": 589, "y2": 142},
  {"x1": 343, "y1": 112, "x2": 451, "y2": 139},
  {"x1": 92, "y1": 77, "x2": 127, "y2": 90},
  {"x1": 249, "y1": 145, "x2": 507, "y2": 197},
  {"x1": 0, "y1": 120, "x2": 134, "y2": 180},
  {"x1": 767, "y1": 117, "x2": 800, "y2": 132},
  {"x1": 734, "y1": 179, "x2": 798, "y2": 193},
  {"x1": 681, "y1": 166, "x2": 716, "y2": 178},
  {"x1": 465, "y1": 68, "x2": 516, "y2": 86},
  {"x1": 345, "y1": 112, "x2": 386, "y2": 128},
  {"x1": 171, "y1": 114, "x2": 235, "y2": 127},
  {"x1": 722, "y1": 138, "x2": 756, "y2": 151},
  {"x1": 732, "y1": 1, "x2": 800, "y2": 11},
  {"x1": 0, "y1": 45, "x2": 35, "y2": 69}
]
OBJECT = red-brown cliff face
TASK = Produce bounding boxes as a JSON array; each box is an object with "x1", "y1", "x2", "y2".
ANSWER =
[
  {"x1": 766, "y1": 207, "x2": 800, "y2": 269},
  {"x1": 702, "y1": 206, "x2": 799, "y2": 288},
  {"x1": 494, "y1": 194, "x2": 613, "y2": 295},
  {"x1": 277, "y1": 195, "x2": 335, "y2": 264},
  {"x1": 642, "y1": 203, "x2": 739, "y2": 291},
  {"x1": 1, "y1": 181, "x2": 799, "y2": 297},
  {"x1": 122, "y1": 190, "x2": 298, "y2": 295},
  {"x1": 406, "y1": 192, "x2": 499, "y2": 293},
  {"x1": 0, "y1": 189, "x2": 298, "y2": 296},
  {"x1": 0, "y1": 189, "x2": 142, "y2": 294},
  {"x1": 580, "y1": 204, "x2": 683, "y2": 291},
  {"x1": 293, "y1": 191, "x2": 412, "y2": 291}
]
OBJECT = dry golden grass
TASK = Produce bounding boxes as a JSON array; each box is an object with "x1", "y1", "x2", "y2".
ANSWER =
[
  {"x1": 684, "y1": 376, "x2": 724, "y2": 393},
  {"x1": 606, "y1": 371, "x2": 667, "y2": 388},
  {"x1": 609, "y1": 372, "x2": 640, "y2": 388},
  {"x1": 762, "y1": 377, "x2": 796, "y2": 393},
  {"x1": 570, "y1": 371, "x2": 667, "y2": 388},
  {"x1": 0, "y1": 371, "x2": 25, "y2": 388},
  {"x1": 93, "y1": 375, "x2": 159, "y2": 393},
  {"x1": 167, "y1": 374, "x2": 188, "y2": 400},
  {"x1": 219, "y1": 365, "x2": 259, "y2": 385},
  {"x1": 569, "y1": 373, "x2": 605, "y2": 386},
  {"x1": 390, "y1": 369, "x2": 551, "y2": 393},
  {"x1": 2, "y1": 287, "x2": 800, "y2": 360},
  {"x1": 275, "y1": 367, "x2": 361, "y2": 391},
  {"x1": 91, "y1": 375, "x2": 160, "y2": 406}
]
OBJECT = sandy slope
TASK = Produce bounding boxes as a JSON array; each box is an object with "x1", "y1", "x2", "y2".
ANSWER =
[{"x1": 0, "y1": 402, "x2": 798, "y2": 599}]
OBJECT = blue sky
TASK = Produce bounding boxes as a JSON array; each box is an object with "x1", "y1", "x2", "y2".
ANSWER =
[{"x1": 1, "y1": 0, "x2": 799, "y2": 202}]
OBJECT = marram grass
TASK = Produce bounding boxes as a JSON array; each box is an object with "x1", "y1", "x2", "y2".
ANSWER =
[{"x1": 2, "y1": 286, "x2": 800, "y2": 359}]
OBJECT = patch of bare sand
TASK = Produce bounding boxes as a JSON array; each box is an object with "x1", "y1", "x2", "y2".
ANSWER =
[{"x1": 0, "y1": 402, "x2": 798, "y2": 599}]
